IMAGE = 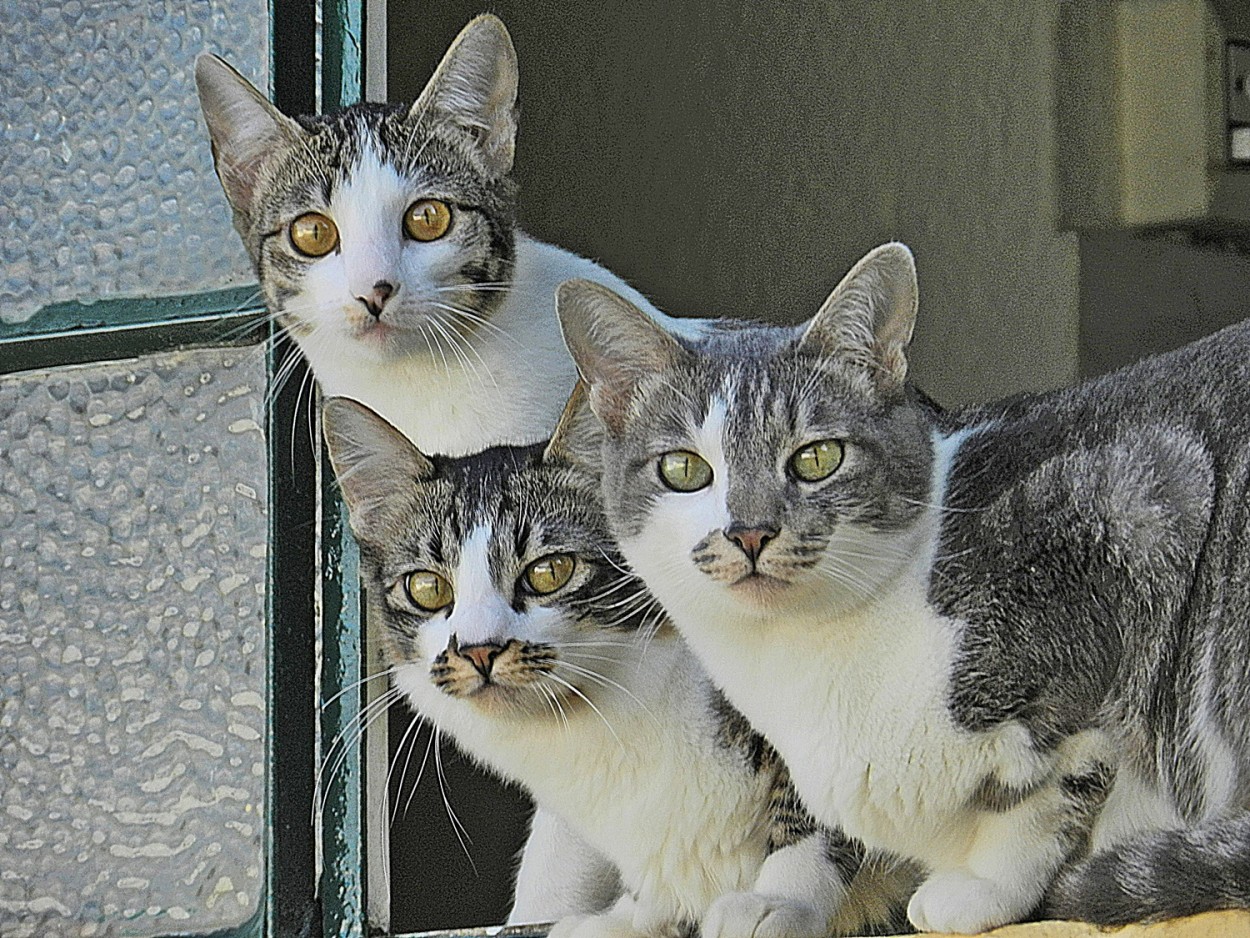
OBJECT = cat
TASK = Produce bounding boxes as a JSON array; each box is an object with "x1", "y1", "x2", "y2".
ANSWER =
[
  {"x1": 555, "y1": 243, "x2": 1250, "y2": 932},
  {"x1": 320, "y1": 390, "x2": 916, "y2": 938},
  {"x1": 195, "y1": 13, "x2": 704, "y2": 456}
]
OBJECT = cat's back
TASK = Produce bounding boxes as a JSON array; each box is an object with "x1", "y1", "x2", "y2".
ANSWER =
[
  {"x1": 928, "y1": 319, "x2": 1250, "y2": 740},
  {"x1": 941, "y1": 316, "x2": 1250, "y2": 516}
]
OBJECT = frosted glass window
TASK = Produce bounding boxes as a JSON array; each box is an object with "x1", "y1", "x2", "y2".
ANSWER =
[
  {"x1": 0, "y1": 346, "x2": 268, "y2": 937},
  {"x1": 0, "y1": 0, "x2": 269, "y2": 324}
]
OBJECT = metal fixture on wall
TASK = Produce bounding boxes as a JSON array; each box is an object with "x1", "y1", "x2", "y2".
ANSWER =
[{"x1": 1058, "y1": 0, "x2": 1250, "y2": 239}]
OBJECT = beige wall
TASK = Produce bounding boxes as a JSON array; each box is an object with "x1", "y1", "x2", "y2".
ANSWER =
[{"x1": 391, "y1": 0, "x2": 1081, "y2": 406}]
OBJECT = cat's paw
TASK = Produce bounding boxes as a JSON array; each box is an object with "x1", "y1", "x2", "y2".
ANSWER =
[
  {"x1": 907, "y1": 870, "x2": 1031, "y2": 934},
  {"x1": 548, "y1": 912, "x2": 640, "y2": 938},
  {"x1": 702, "y1": 891, "x2": 826, "y2": 938}
]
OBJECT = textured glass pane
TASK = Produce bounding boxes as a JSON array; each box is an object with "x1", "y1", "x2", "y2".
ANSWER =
[
  {"x1": 0, "y1": 347, "x2": 268, "y2": 936},
  {"x1": 0, "y1": 1, "x2": 269, "y2": 324}
]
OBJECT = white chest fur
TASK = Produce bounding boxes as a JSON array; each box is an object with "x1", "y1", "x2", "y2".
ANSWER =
[
  {"x1": 665, "y1": 576, "x2": 1041, "y2": 869},
  {"x1": 393, "y1": 638, "x2": 772, "y2": 924}
]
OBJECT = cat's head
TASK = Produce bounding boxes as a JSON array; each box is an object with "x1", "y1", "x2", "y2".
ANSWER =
[
  {"x1": 196, "y1": 15, "x2": 518, "y2": 365},
  {"x1": 557, "y1": 243, "x2": 936, "y2": 623},
  {"x1": 322, "y1": 389, "x2": 662, "y2": 724}
]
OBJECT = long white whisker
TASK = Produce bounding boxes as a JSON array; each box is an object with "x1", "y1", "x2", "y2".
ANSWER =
[
  {"x1": 544, "y1": 673, "x2": 623, "y2": 748},
  {"x1": 555, "y1": 662, "x2": 658, "y2": 725},
  {"x1": 434, "y1": 729, "x2": 477, "y2": 869},
  {"x1": 320, "y1": 666, "x2": 398, "y2": 711},
  {"x1": 387, "y1": 710, "x2": 429, "y2": 827}
]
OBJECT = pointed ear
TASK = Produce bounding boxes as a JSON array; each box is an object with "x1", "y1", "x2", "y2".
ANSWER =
[
  {"x1": 557, "y1": 280, "x2": 685, "y2": 436},
  {"x1": 799, "y1": 242, "x2": 918, "y2": 391},
  {"x1": 321, "y1": 397, "x2": 436, "y2": 543},
  {"x1": 195, "y1": 54, "x2": 304, "y2": 217},
  {"x1": 409, "y1": 14, "x2": 518, "y2": 174},
  {"x1": 543, "y1": 381, "x2": 603, "y2": 471}
]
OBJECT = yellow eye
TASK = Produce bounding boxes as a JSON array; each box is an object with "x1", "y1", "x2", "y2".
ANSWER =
[
  {"x1": 405, "y1": 571, "x2": 453, "y2": 611},
  {"x1": 658, "y1": 450, "x2": 713, "y2": 492},
  {"x1": 790, "y1": 440, "x2": 844, "y2": 482},
  {"x1": 404, "y1": 199, "x2": 452, "y2": 242},
  {"x1": 289, "y1": 212, "x2": 339, "y2": 257},
  {"x1": 524, "y1": 554, "x2": 576, "y2": 595}
]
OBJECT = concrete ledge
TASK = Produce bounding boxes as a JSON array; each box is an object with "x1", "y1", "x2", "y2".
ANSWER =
[{"x1": 913, "y1": 910, "x2": 1250, "y2": 938}]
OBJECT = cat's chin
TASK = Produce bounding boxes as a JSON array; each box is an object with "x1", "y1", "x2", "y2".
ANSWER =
[
  {"x1": 725, "y1": 572, "x2": 794, "y2": 604},
  {"x1": 457, "y1": 682, "x2": 552, "y2": 719}
]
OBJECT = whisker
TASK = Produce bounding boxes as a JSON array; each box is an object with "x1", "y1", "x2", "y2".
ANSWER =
[
  {"x1": 434, "y1": 728, "x2": 478, "y2": 869},
  {"x1": 388, "y1": 709, "x2": 429, "y2": 827},
  {"x1": 554, "y1": 662, "x2": 659, "y2": 727},
  {"x1": 544, "y1": 673, "x2": 624, "y2": 748},
  {"x1": 320, "y1": 665, "x2": 398, "y2": 711}
]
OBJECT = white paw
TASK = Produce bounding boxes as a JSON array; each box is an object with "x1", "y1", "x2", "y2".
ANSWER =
[
  {"x1": 907, "y1": 870, "x2": 1032, "y2": 934},
  {"x1": 549, "y1": 912, "x2": 640, "y2": 938},
  {"x1": 703, "y1": 891, "x2": 826, "y2": 938}
]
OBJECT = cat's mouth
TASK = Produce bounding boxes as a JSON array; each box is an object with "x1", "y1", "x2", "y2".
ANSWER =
[
  {"x1": 727, "y1": 570, "x2": 792, "y2": 600},
  {"x1": 347, "y1": 315, "x2": 403, "y2": 343}
]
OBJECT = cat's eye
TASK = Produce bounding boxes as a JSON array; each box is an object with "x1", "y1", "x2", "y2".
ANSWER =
[
  {"x1": 524, "y1": 554, "x2": 575, "y2": 595},
  {"x1": 658, "y1": 450, "x2": 713, "y2": 492},
  {"x1": 790, "y1": 440, "x2": 845, "y2": 482},
  {"x1": 289, "y1": 212, "x2": 339, "y2": 257},
  {"x1": 405, "y1": 570, "x2": 454, "y2": 611},
  {"x1": 404, "y1": 199, "x2": 452, "y2": 242}
]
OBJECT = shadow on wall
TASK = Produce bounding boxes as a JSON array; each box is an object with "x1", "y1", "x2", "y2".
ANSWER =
[{"x1": 1079, "y1": 231, "x2": 1250, "y2": 378}]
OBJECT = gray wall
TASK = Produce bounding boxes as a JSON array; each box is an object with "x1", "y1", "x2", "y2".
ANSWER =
[
  {"x1": 1080, "y1": 231, "x2": 1250, "y2": 378},
  {"x1": 391, "y1": 0, "x2": 1081, "y2": 407}
]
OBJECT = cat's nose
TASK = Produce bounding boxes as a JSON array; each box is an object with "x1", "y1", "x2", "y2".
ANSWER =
[
  {"x1": 725, "y1": 524, "x2": 778, "y2": 563},
  {"x1": 358, "y1": 280, "x2": 397, "y2": 317},
  {"x1": 460, "y1": 642, "x2": 504, "y2": 678}
]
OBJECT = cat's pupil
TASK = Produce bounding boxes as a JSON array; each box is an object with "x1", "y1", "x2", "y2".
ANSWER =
[
  {"x1": 790, "y1": 440, "x2": 844, "y2": 482},
  {"x1": 289, "y1": 211, "x2": 339, "y2": 257},
  {"x1": 404, "y1": 198, "x2": 452, "y2": 242},
  {"x1": 525, "y1": 554, "x2": 576, "y2": 595}
]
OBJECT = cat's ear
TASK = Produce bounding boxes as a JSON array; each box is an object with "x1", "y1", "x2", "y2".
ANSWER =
[
  {"x1": 557, "y1": 280, "x2": 685, "y2": 436},
  {"x1": 321, "y1": 398, "x2": 435, "y2": 542},
  {"x1": 195, "y1": 54, "x2": 305, "y2": 217},
  {"x1": 543, "y1": 381, "x2": 603, "y2": 471},
  {"x1": 409, "y1": 14, "x2": 518, "y2": 175},
  {"x1": 800, "y1": 242, "x2": 918, "y2": 391}
]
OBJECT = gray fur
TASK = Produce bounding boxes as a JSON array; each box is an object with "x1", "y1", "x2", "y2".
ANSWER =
[{"x1": 560, "y1": 247, "x2": 1250, "y2": 927}]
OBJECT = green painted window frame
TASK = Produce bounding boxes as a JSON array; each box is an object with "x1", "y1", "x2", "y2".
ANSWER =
[{"x1": 0, "y1": 1, "x2": 367, "y2": 934}]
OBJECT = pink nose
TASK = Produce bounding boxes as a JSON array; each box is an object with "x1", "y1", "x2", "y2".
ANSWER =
[
  {"x1": 726, "y1": 524, "x2": 778, "y2": 563},
  {"x1": 460, "y1": 642, "x2": 503, "y2": 677}
]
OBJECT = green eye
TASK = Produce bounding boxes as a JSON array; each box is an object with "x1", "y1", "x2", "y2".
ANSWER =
[
  {"x1": 405, "y1": 571, "x2": 453, "y2": 611},
  {"x1": 524, "y1": 554, "x2": 576, "y2": 595},
  {"x1": 790, "y1": 440, "x2": 844, "y2": 482},
  {"x1": 658, "y1": 450, "x2": 713, "y2": 492}
]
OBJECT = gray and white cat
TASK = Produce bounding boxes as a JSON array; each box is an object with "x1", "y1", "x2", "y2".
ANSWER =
[
  {"x1": 556, "y1": 244, "x2": 1250, "y2": 932},
  {"x1": 320, "y1": 391, "x2": 915, "y2": 938},
  {"x1": 196, "y1": 14, "x2": 703, "y2": 455}
]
